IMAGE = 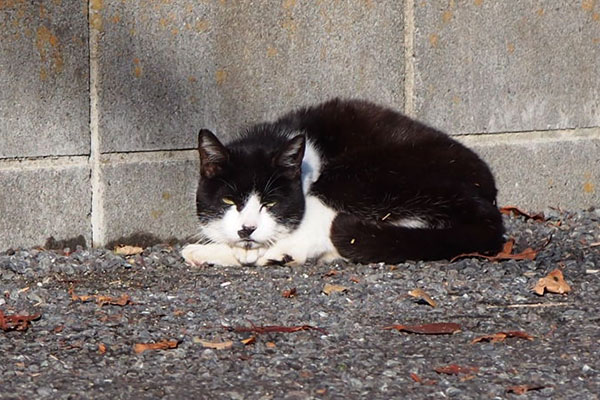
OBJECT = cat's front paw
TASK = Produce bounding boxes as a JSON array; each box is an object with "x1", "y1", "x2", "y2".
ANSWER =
[
  {"x1": 257, "y1": 246, "x2": 304, "y2": 267},
  {"x1": 232, "y1": 247, "x2": 267, "y2": 266},
  {"x1": 181, "y1": 243, "x2": 240, "y2": 266}
]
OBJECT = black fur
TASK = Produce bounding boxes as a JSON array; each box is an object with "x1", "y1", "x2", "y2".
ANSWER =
[{"x1": 198, "y1": 98, "x2": 505, "y2": 263}]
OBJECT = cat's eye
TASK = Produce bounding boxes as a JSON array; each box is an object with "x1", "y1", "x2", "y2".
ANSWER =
[
  {"x1": 262, "y1": 201, "x2": 277, "y2": 209},
  {"x1": 222, "y1": 197, "x2": 235, "y2": 206}
]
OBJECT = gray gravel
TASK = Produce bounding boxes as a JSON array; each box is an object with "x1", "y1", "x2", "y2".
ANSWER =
[{"x1": 1, "y1": 209, "x2": 600, "y2": 399}]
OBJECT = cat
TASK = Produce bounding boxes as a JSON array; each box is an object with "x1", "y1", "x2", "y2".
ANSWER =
[{"x1": 181, "y1": 98, "x2": 505, "y2": 267}]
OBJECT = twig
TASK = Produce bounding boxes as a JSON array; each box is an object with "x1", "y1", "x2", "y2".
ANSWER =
[{"x1": 485, "y1": 302, "x2": 570, "y2": 309}]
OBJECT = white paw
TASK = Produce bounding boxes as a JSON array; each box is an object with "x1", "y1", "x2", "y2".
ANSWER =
[
  {"x1": 181, "y1": 243, "x2": 240, "y2": 266},
  {"x1": 232, "y1": 247, "x2": 266, "y2": 266}
]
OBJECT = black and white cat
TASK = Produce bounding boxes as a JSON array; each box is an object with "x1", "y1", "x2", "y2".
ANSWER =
[{"x1": 182, "y1": 98, "x2": 504, "y2": 266}]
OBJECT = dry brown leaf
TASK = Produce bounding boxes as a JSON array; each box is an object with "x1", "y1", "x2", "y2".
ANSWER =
[
  {"x1": 322, "y1": 283, "x2": 348, "y2": 295},
  {"x1": 322, "y1": 270, "x2": 339, "y2": 277},
  {"x1": 471, "y1": 330, "x2": 534, "y2": 344},
  {"x1": 241, "y1": 336, "x2": 256, "y2": 345},
  {"x1": 408, "y1": 288, "x2": 437, "y2": 307},
  {"x1": 450, "y1": 238, "x2": 537, "y2": 263},
  {"x1": 196, "y1": 339, "x2": 233, "y2": 350},
  {"x1": 0, "y1": 310, "x2": 41, "y2": 332},
  {"x1": 266, "y1": 341, "x2": 276, "y2": 348},
  {"x1": 114, "y1": 245, "x2": 144, "y2": 256},
  {"x1": 533, "y1": 269, "x2": 571, "y2": 295},
  {"x1": 69, "y1": 288, "x2": 132, "y2": 307},
  {"x1": 500, "y1": 206, "x2": 545, "y2": 222},
  {"x1": 282, "y1": 288, "x2": 297, "y2": 298},
  {"x1": 409, "y1": 372, "x2": 436, "y2": 385},
  {"x1": 382, "y1": 322, "x2": 461, "y2": 335},
  {"x1": 133, "y1": 340, "x2": 178, "y2": 354},
  {"x1": 98, "y1": 343, "x2": 107, "y2": 354}
]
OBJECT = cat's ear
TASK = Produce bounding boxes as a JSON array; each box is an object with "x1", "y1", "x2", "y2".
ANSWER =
[
  {"x1": 273, "y1": 134, "x2": 306, "y2": 179},
  {"x1": 198, "y1": 129, "x2": 228, "y2": 178}
]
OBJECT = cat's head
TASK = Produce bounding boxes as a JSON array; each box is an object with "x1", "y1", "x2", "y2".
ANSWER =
[{"x1": 194, "y1": 129, "x2": 306, "y2": 250}]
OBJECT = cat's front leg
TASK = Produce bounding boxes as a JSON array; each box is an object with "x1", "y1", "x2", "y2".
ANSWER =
[
  {"x1": 181, "y1": 243, "x2": 240, "y2": 267},
  {"x1": 256, "y1": 240, "x2": 306, "y2": 267}
]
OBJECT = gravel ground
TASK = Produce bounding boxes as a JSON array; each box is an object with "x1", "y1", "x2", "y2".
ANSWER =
[{"x1": 1, "y1": 209, "x2": 599, "y2": 399}]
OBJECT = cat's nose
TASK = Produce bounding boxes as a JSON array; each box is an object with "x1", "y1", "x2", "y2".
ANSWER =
[{"x1": 238, "y1": 225, "x2": 257, "y2": 239}]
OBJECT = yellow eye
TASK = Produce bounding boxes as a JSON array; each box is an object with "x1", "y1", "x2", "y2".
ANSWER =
[
  {"x1": 263, "y1": 201, "x2": 277, "y2": 209},
  {"x1": 222, "y1": 198, "x2": 235, "y2": 206}
]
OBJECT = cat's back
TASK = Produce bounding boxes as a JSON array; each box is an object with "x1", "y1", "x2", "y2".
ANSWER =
[{"x1": 275, "y1": 98, "x2": 447, "y2": 157}]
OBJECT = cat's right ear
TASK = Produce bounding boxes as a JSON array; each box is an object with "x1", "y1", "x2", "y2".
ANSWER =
[{"x1": 198, "y1": 129, "x2": 228, "y2": 179}]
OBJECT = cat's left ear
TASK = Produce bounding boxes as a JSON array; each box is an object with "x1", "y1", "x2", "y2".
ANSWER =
[{"x1": 273, "y1": 134, "x2": 306, "y2": 179}]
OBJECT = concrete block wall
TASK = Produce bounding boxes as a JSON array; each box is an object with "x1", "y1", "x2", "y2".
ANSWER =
[{"x1": 1, "y1": 1, "x2": 598, "y2": 250}]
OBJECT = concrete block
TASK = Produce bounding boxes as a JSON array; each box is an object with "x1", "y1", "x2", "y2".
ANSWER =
[
  {"x1": 99, "y1": 152, "x2": 199, "y2": 246},
  {"x1": 96, "y1": 0, "x2": 404, "y2": 152},
  {"x1": 460, "y1": 129, "x2": 600, "y2": 211},
  {"x1": 0, "y1": 1, "x2": 89, "y2": 158},
  {"x1": 413, "y1": 1, "x2": 600, "y2": 134},
  {"x1": 0, "y1": 160, "x2": 91, "y2": 250}
]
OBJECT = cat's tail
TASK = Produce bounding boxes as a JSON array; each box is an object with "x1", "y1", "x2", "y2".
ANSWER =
[{"x1": 330, "y1": 204, "x2": 505, "y2": 264}]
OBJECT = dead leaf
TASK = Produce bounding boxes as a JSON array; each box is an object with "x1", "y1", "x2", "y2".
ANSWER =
[
  {"x1": 322, "y1": 270, "x2": 339, "y2": 277},
  {"x1": 450, "y1": 238, "x2": 537, "y2": 263},
  {"x1": 98, "y1": 343, "x2": 107, "y2": 354},
  {"x1": 266, "y1": 341, "x2": 276, "y2": 348},
  {"x1": 408, "y1": 288, "x2": 437, "y2": 307},
  {"x1": 322, "y1": 283, "x2": 347, "y2": 295},
  {"x1": 533, "y1": 269, "x2": 571, "y2": 295},
  {"x1": 382, "y1": 322, "x2": 461, "y2": 335},
  {"x1": 500, "y1": 206, "x2": 545, "y2": 222},
  {"x1": 133, "y1": 339, "x2": 178, "y2": 354},
  {"x1": 349, "y1": 276, "x2": 360, "y2": 283},
  {"x1": 0, "y1": 310, "x2": 41, "y2": 332},
  {"x1": 471, "y1": 330, "x2": 535, "y2": 344},
  {"x1": 507, "y1": 384, "x2": 549, "y2": 394},
  {"x1": 434, "y1": 364, "x2": 479, "y2": 375},
  {"x1": 282, "y1": 288, "x2": 297, "y2": 298},
  {"x1": 114, "y1": 245, "x2": 144, "y2": 256},
  {"x1": 410, "y1": 372, "x2": 437, "y2": 385},
  {"x1": 196, "y1": 339, "x2": 233, "y2": 350},
  {"x1": 241, "y1": 336, "x2": 256, "y2": 345},
  {"x1": 69, "y1": 288, "x2": 132, "y2": 306}
]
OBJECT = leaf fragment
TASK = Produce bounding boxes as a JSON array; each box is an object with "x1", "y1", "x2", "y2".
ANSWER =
[
  {"x1": 410, "y1": 372, "x2": 437, "y2": 385},
  {"x1": 471, "y1": 330, "x2": 535, "y2": 344},
  {"x1": 507, "y1": 384, "x2": 549, "y2": 395},
  {"x1": 69, "y1": 288, "x2": 132, "y2": 307},
  {"x1": 228, "y1": 324, "x2": 328, "y2": 335},
  {"x1": 322, "y1": 283, "x2": 347, "y2": 295},
  {"x1": 282, "y1": 288, "x2": 297, "y2": 298},
  {"x1": 450, "y1": 238, "x2": 537, "y2": 262},
  {"x1": 408, "y1": 288, "x2": 437, "y2": 307},
  {"x1": 241, "y1": 336, "x2": 256, "y2": 345},
  {"x1": 500, "y1": 206, "x2": 545, "y2": 221},
  {"x1": 0, "y1": 310, "x2": 41, "y2": 332},
  {"x1": 434, "y1": 364, "x2": 479, "y2": 375},
  {"x1": 533, "y1": 268, "x2": 571, "y2": 296},
  {"x1": 98, "y1": 343, "x2": 107, "y2": 354},
  {"x1": 114, "y1": 245, "x2": 144, "y2": 255},
  {"x1": 133, "y1": 339, "x2": 178, "y2": 354},
  {"x1": 382, "y1": 322, "x2": 461, "y2": 335}
]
